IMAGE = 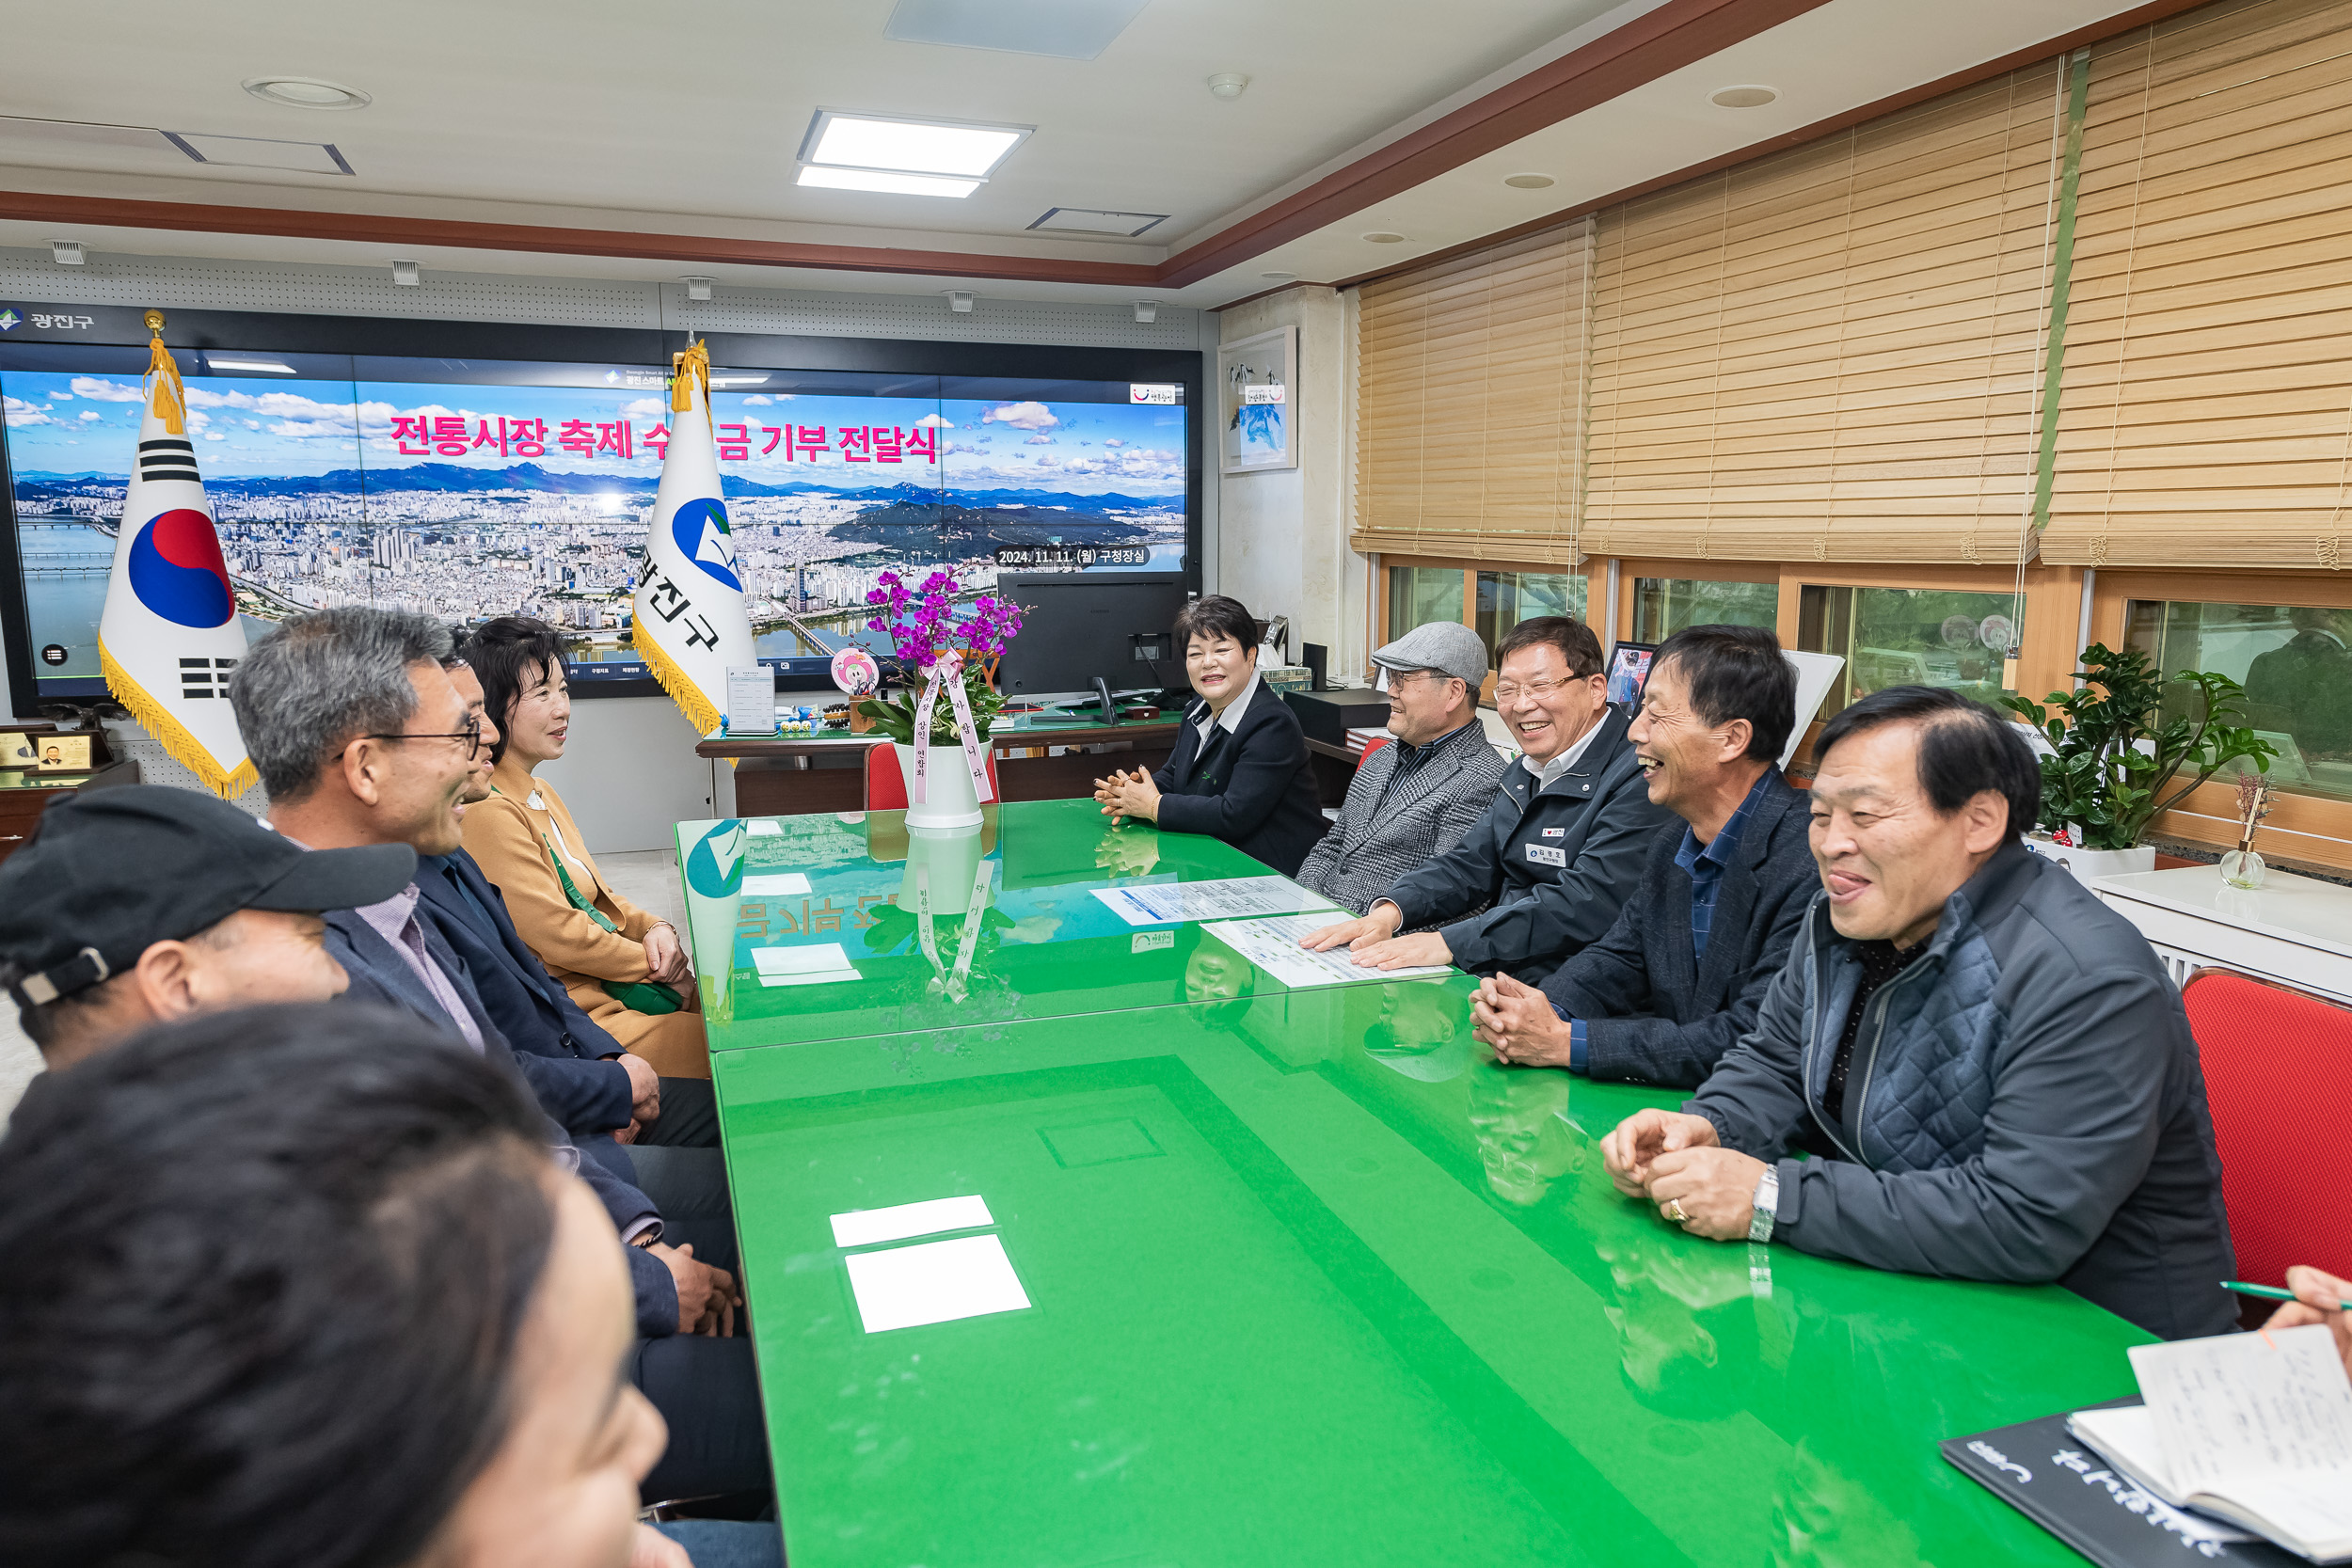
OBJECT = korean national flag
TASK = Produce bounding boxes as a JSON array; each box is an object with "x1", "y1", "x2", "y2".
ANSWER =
[
  {"x1": 97, "y1": 331, "x2": 257, "y2": 797},
  {"x1": 630, "y1": 340, "x2": 756, "y2": 735}
]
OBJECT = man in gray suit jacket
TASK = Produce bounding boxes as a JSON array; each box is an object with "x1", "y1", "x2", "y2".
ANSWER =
[{"x1": 1295, "y1": 621, "x2": 1506, "y2": 917}]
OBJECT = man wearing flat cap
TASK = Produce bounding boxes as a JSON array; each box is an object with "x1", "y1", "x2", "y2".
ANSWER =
[
  {"x1": 1295, "y1": 621, "x2": 1508, "y2": 917},
  {"x1": 0, "y1": 784, "x2": 411, "y2": 1069}
]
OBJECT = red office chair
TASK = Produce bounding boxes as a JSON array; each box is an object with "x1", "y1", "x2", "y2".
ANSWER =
[
  {"x1": 864, "y1": 742, "x2": 1002, "y2": 811},
  {"x1": 2181, "y1": 968, "x2": 2352, "y2": 1289},
  {"x1": 1359, "y1": 735, "x2": 1392, "y2": 766}
]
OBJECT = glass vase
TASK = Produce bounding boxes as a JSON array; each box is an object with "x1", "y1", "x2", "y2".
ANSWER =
[{"x1": 2218, "y1": 848, "x2": 2266, "y2": 890}]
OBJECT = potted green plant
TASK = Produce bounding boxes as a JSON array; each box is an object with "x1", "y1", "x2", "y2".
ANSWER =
[{"x1": 1999, "y1": 643, "x2": 2276, "y2": 879}]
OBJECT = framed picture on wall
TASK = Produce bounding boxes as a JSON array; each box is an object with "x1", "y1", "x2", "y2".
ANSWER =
[{"x1": 1218, "y1": 325, "x2": 1297, "y2": 474}]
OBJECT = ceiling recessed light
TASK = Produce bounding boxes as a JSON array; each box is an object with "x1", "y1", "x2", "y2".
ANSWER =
[
  {"x1": 1260, "y1": 270, "x2": 1297, "y2": 281},
  {"x1": 242, "y1": 76, "x2": 372, "y2": 111},
  {"x1": 798, "y1": 166, "x2": 980, "y2": 198},
  {"x1": 1503, "y1": 172, "x2": 1555, "y2": 190},
  {"x1": 1710, "y1": 85, "x2": 1779, "y2": 108},
  {"x1": 205, "y1": 358, "x2": 295, "y2": 373},
  {"x1": 1361, "y1": 231, "x2": 1407, "y2": 245},
  {"x1": 1207, "y1": 72, "x2": 1250, "y2": 101},
  {"x1": 800, "y1": 109, "x2": 1027, "y2": 179}
]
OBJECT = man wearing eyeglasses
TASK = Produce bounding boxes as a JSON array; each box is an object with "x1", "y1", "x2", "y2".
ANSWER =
[
  {"x1": 1304, "y1": 615, "x2": 1671, "y2": 984},
  {"x1": 230, "y1": 608, "x2": 771, "y2": 1504}
]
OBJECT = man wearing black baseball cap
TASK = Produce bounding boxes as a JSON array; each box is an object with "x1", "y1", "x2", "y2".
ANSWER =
[{"x1": 0, "y1": 785, "x2": 414, "y2": 1070}]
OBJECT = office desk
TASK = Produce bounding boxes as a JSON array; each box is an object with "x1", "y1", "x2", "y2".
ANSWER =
[
  {"x1": 679, "y1": 802, "x2": 2148, "y2": 1568},
  {"x1": 701, "y1": 714, "x2": 1181, "y2": 816}
]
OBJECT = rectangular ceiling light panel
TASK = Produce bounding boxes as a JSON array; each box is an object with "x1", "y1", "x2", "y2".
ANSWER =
[
  {"x1": 1029, "y1": 207, "x2": 1168, "y2": 236},
  {"x1": 800, "y1": 109, "x2": 1027, "y2": 178},
  {"x1": 165, "y1": 132, "x2": 354, "y2": 176},
  {"x1": 883, "y1": 0, "x2": 1152, "y2": 60}
]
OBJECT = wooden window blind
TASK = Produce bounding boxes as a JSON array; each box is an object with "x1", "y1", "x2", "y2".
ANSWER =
[
  {"x1": 1352, "y1": 222, "x2": 1593, "y2": 565},
  {"x1": 2043, "y1": 0, "x2": 2352, "y2": 571},
  {"x1": 1580, "y1": 63, "x2": 2066, "y2": 566}
]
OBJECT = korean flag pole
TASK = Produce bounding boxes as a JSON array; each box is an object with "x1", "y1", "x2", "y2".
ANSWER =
[
  {"x1": 630, "y1": 339, "x2": 756, "y2": 736},
  {"x1": 97, "y1": 310, "x2": 258, "y2": 798}
]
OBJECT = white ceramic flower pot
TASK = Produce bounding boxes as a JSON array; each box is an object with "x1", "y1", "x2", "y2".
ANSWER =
[
  {"x1": 2024, "y1": 833, "x2": 2156, "y2": 880},
  {"x1": 896, "y1": 742, "x2": 984, "y2": 831}
]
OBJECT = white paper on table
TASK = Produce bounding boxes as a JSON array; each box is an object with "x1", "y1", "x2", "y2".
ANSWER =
[
  {"x1": 751, "y1": 942, "x2": 860, "y2": 987},
  {"x1": 741, "y1": 871, "x2": 812, "y2": 896},
  {"x1": 830, "y1": 1194, "x2": 994, "y2": 1248},
  {"x1": 845, "y1": 1233, "x2": 1032, "y2": 1333},
  {"x1": 1089, "y1": 876, "x2": 1340, "y2": 927},
  {"x1": 1199, "y1": 911, "x2": 1454, "y2": 990},
  {"x1": 745, "y1": 820, "x2": 783, "y2": 836}
]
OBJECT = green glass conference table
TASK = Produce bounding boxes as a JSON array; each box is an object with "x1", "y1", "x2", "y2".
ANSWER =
[{"x1": 675, "y1": 799, "x2": 2149, "y2": 1568}]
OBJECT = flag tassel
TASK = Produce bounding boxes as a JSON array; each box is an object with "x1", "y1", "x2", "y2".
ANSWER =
[
  {"x1": 99, "y1": 639, "x2": 258, "y2": 798},
  {"x1": 633, "y1": 626, "x2": 722, "y2": 736}
]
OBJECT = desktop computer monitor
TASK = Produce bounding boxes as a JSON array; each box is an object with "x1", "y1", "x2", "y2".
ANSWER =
[{"x1": 994, "y1": 572, "x2": 1190, "y2": 704}]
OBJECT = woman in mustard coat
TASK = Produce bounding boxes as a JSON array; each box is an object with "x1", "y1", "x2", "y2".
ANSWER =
[{"x1": 458, "y1": 617, "x2": 709, "y2": 1078}]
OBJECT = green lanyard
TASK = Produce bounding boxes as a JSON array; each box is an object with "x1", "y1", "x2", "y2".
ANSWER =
[{"x1": 496, "y1": 785, "x2": 682, "y2": 1016}]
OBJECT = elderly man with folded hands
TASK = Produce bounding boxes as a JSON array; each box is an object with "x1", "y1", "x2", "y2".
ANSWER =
[{"x1": 1598, "y1": 685, "x2": 2238, "y2": 1341}]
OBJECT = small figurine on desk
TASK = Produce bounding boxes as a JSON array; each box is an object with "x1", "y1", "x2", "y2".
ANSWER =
[{"x1": 2220, "y1": 768, "x2": 2276, "y2": 889}]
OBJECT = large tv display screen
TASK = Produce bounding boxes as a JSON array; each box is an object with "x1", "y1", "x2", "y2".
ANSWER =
[{"x1": 1, "y1": 329, "x2": 1193, "y2": 702}]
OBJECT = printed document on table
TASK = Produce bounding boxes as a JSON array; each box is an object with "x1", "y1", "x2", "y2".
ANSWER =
[
  {"x1": 1200, "y1": 911, "x2": 1454, "y2": 990},
  {"x1": 1089, "y1": 876, "x2": 1340, "y2": 927}
]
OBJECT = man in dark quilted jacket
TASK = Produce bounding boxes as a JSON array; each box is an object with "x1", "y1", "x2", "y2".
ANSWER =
[{"x1": 1598, "y1": 685, "x2": 2238, "y2": 1341}]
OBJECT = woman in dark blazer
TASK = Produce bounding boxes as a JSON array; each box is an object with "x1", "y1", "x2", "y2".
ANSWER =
[{"x1": 1093, "y1": 594, "x2": 1329, "y2": 875}]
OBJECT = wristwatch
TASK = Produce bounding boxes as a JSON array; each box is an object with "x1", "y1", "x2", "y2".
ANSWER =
[{"x1": 1748, "y1": 1164, "x2": 1780, "y2": 1244}]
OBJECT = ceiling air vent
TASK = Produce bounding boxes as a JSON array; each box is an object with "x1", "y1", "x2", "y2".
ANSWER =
[
  {"x1": 1027, "y1": 207, "x2": 1169, "y2": 237},
  {"x1": 163, "y1": 132, "x2": 354, "y2": 175}
]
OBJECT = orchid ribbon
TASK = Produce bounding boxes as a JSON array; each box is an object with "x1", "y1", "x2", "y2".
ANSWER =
[{"x1": 908, "y1": 651, "x2": 993, "y2": 805}]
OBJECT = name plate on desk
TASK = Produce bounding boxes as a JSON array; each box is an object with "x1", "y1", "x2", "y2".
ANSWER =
[{"x1": 724, "y1": 665, "x2": 777, "y2": 735}]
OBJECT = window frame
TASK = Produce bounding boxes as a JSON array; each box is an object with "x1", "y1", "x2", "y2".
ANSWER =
[
  {"x1": 1374, "y1": 552, "x2": 1608, "y2": 702},
  {"x1": 2089, "y1": 568, "x2": 2352, "y2": 873}
]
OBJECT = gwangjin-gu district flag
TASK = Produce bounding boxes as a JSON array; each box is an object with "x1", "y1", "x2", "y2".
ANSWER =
[
  {"x1": 97, "y1": 313, "x2": 257, "y2": 797},
  {"x1": 631, "y1": 339, "x2": 756, "y2": 735}
]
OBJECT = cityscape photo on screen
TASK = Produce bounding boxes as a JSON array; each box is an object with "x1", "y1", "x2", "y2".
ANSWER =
[{"x1": 0, "y1": 347, "x2": 1190, "y2": 697}]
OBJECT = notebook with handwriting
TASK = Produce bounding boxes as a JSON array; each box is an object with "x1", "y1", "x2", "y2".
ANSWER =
[{"x1": 2089, "y1": 1325, "x2": 2352, "y2": 1563}]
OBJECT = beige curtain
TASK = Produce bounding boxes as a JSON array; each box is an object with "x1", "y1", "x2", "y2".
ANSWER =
[
  {"x1": 1575, "y1": 63, "x2": 2068, "y2": 565},
  {"x1": 1352, "y1": 222, "x2": 1593, "y2": 564},
  {"x1": 2042, "y1": 0, "x2": 2352, "y2": 571}
]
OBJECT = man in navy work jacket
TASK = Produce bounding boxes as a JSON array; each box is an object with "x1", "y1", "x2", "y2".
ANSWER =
[
  {"x1": 1304, "y1": 614, "x2": 1671, "y2": 987},
  {"x1": 1600, "y1": 685, "x2": 2237, "y2": 1342},
  {"x1": 1093, "y1": 593, "x2": 1328, "y2": 877},
  {"x1": 1470, "y1": 625, "x2": 1819, "y2": 1088}
]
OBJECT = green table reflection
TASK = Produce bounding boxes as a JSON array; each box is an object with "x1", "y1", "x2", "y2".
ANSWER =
[
  {"x1": 675, "y1": 800, "x2": 1337, "y2": 1049},
  {"x1": 690, "y1": 805, "x2": 2151, "y2": 1567}
]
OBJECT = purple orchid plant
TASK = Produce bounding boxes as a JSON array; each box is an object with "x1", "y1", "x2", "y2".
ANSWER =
[{"x1": 855, "y1": 568, "x2": 1025, "y2": 745}]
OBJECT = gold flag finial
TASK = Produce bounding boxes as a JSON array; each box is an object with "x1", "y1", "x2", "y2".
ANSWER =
[
  {"x1": 671, "y1": 337, "x2": 710, "y2": 415},
  {"x1": 140, "y1": 309, "x2": 185, "y2": 436}
]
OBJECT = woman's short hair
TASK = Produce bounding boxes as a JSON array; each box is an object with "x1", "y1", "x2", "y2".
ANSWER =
[
  {"x1": 460, "y1": 616, "x2": 570, "y2": 768},
  {"x1": 0, "y1": 1004, "x2": 556, "y2": 1568},
  {"x1": 1495, "y1": 615, "x2": 1604, "y2": 679},
  {"x1": 1173, "y1": 594, "x2": 1260, "y2": 654}
]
